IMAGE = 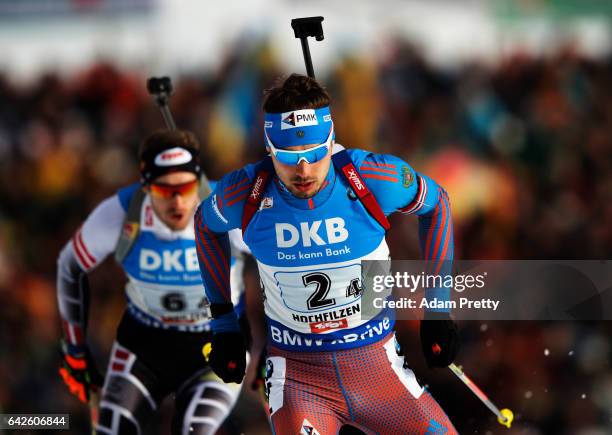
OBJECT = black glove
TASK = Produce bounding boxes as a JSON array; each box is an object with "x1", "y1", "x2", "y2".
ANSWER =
[
  {"x1": 419, "y1": 312, "x2": 460, "y2": 368},
  {"x1": 208, "y1": 332, "x2": 247, "y2": 384},
  {"x1": 58, "y1": 341, "x2": 103, "y2": 403}
]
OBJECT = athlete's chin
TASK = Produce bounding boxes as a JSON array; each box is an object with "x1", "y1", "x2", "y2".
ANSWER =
[
  {"x1": 162, "y1": 212, "x2": 190, "y2": 230},
  {"x1": 290, "y1": 181, "x2": 321, "y2": 198},
  {"x1": 289, "y1": 186, "x2": 318, "y2": 199},
  {"x1": 290, "y1": 191, "x2": 310, "y2": 199}
]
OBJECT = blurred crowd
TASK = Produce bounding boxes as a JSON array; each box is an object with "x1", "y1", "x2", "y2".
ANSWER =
[{"x1": 0, "y1": 36, "x2": 610, "y2": 434}]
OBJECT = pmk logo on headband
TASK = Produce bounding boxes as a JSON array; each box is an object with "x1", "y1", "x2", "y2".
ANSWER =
[
  {"x1": 154, "y1": 147, "x2": 192, "y2": 166},
  {"x1": 281, "y1": 109, "x2": 319, "y2": 130}
]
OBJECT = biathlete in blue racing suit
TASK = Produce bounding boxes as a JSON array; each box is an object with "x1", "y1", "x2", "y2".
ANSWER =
[{"x1": 195, "y1": 75, "x2": 460, "y2": 435}]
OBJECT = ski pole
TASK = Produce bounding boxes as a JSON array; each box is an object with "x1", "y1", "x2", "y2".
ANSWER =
[
  {"x1": 290, "y1": 16, "x2": 324, "y2": 79},
  {"x1": 448, "y1": 363, "x2": 514, "y2": 428},
  {"x1": 89, "y1": 386, "x2": 100, "y2": 435},
  {"x1": 146, "y1": 76, "x2": 177, "y2": 130},
  {"x1": 145, "y1": 75, "x2": 212, "y2": 197}
]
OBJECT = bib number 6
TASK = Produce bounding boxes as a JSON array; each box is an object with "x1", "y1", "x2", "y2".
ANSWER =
[{"x1": 161, "y1": 292, "x2": 186, "y2": 312}]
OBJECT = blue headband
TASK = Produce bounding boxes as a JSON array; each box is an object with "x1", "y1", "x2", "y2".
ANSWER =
[{"x1": 264, "y1": 106, "x2": 333, "y2": 149}]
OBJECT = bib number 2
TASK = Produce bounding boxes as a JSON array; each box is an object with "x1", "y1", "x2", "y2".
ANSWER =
[
  {"x1": 274, "y1": 264, "x2": 363, "y2": 313},
  {"x1": 303, "y1": 272, "x2": 335, "y2": 310}
]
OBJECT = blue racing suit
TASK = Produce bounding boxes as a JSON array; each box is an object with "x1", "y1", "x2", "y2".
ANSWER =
[{"x1": 195, "y1": 148, "x2": 457, "y2": 434}]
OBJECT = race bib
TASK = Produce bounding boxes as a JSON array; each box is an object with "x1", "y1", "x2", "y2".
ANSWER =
[
  {"x1": 267, "y1": 263, "x2": 367, "y2": 334},
  {"x1": 126, "y1": 281, "x2": 211, "y2": 326}
]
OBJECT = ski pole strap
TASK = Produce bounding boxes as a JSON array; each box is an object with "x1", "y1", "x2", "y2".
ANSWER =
[
  {"x1": 332, "y1": 150, "x2": 390, "y2": 231},
  {"x1": 114, "y1": 187, "x2": 146, "y2": 263},
  {"x1": 242, "y1": 157, "x2": 274, "y2": 236}
]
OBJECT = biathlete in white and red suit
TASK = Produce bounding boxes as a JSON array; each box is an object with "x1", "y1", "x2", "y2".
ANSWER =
[{"x1": 57, "y1": 130, "x2": 249, "y2": 435}]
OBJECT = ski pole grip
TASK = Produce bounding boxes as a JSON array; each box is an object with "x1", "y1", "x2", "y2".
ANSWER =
[
  {"x1": 146, "y1": 76, "x2": 177, "y2": 130},
  {"x1": 291, "y1": 17, "x2": 324, "y2": 79},
  {"x1": 291, "y1": 16, "x2": 324, "y2": 41},
  {"x1": 147, "y1": 77, "x2": 172, "y2": 100}
]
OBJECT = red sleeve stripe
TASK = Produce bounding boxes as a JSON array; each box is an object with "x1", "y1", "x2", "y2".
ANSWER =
[
  {"x1": 434, "y1": 200, "x2": 452, "y2": 276},
  {"x1": 76, "y1": 230, "x2": 96, "y2": 265},
  {"x1": 62, "y1": 320, "x2": 84, "y2": 346},
  {"x1": 359, "y1": 166, "x2": 397, "y2": 175},
  {"x1": 361, "y1": 174, "x2": 399, "y2": 183},
  {"x1": 72, "y1": 230, "x2": 96, "y2": 270},
  {"x1": 74, "y1": 324, "x2": 84, "y2": 344},
  {"x1": 430, "y1": 191, "x2": 450, "y2": 273},
  {"x1": 440, "y1": 189, "x2": 450, "y2": 202},
  {"x1": 71, "y1": 237, "x2": 90, "y2": 270},
  {"x1": 203, "y1": 223, "x2": 229, "y2": 277},
  {"x1": 196, "y1": 212, "x2": 227, "y2": 280},
  {"x1": 111, "y1": 362, "x2": 126, "y2": 372},
  {"x1": 62, "y1": 320, "x2": 76, "y2": 344},
  {"x1": 362, "y1": 161, "x2": 397, "y2": 169},
  {"x1": 224, "y1": 177, "x2": 249, "y2": 192},
  {"x1": 223, "y1": 182, "x2": 250, "y2": 201},
  {"x1": 424, "y1": 203, "x2": 440, "y2": 264},
  {"x1": 227, "y1": 193, "x2": 249, "y2": 207},
  {"x1": 195, "y1": 213, "x2": 229, "y2": 300},
  {"x1": 400, "y1": 175, "x2": 427, "y2": 214},
  {"x1": 115, "y1": 349, "x2": 130, "y2": 361},
  {"x1": 194, "y1": 228, "x2": 226, "y2": 299}
]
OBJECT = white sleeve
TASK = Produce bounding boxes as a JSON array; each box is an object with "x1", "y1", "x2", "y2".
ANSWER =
[
  {"x1": 71, "y1": 195, "x2": 125, "y2": 271},
  {"x1": 228, "y1": 228, "x2": 250, "y2": 308},
  {"x1": 228, "y1": 228, "x2": 251, "y2": 255}
]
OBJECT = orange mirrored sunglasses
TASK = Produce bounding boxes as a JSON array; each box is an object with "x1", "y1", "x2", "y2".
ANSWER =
[{"x1": 150, "y1": 179, "x2": 199, "y2": 199}]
